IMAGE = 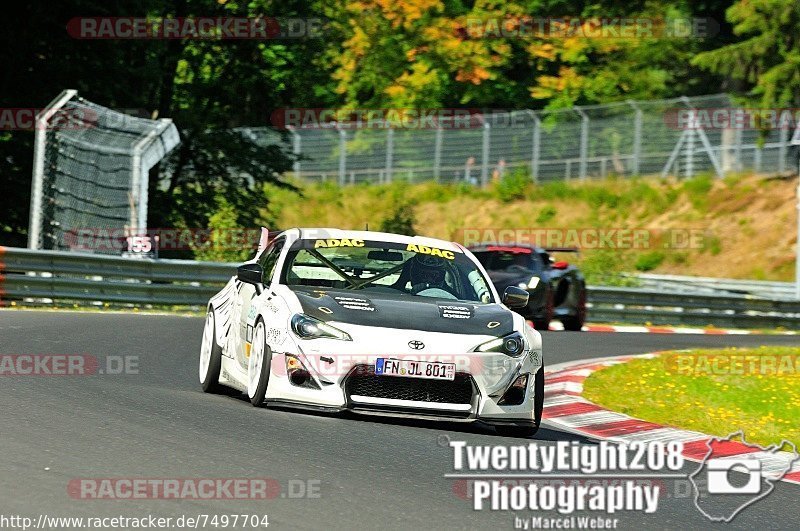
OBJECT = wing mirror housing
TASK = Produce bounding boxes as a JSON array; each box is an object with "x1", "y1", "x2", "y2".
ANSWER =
[
  {"x1": 237, "y1": 263, "x2": 264, "y2": 287},
  {"x1": 502, "y1": 286, "x2": 529, "y2": 309},
  {"x1": 552, "y1": 261, "x2": 569, "y2": 270}
]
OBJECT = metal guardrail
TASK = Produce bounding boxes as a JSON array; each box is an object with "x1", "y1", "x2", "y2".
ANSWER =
[
  {"x1": 588, "y1": 286, "x2": 800, "y2": 329},
  {"x1": 1, "y1": 247, "x2": 799, "y2": 328},
  {"x1": 0, "y1": 246, "x2": 233, "y2": 306},
  {"x1": 632, "y1": 273, "x2": 797, "y2": 300}
]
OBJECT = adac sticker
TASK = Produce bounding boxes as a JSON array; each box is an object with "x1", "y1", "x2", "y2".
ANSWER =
[
  {"x1": 406, "y1": 243, "x2": 455, "y2": 260},
  {"x1": 314, "y1": 238, "x2": 364, "y2": 248}
]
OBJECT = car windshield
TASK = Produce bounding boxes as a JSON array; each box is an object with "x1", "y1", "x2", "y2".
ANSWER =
[
  {"x1": 282, "y1": 238, "x2": 493, "y2": 303},
  {"x1": 472, "y1": 247, "x2": 538, "y2": 272}
]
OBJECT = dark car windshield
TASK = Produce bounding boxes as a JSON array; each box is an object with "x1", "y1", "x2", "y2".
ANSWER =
[
  {"x1": 472, "y1": 247, "x2": 540, "y2": 273},
  {"x1": 281, "y1": 238, "x2": 493, "y2": 303}
]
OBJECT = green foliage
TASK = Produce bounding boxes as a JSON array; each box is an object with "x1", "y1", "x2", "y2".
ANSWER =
[
  {"x1": 535, "y1": 205, "x2": 558, "y2": 224},
  {"x1": 693, "y1": 0, "x2": 800, "y2": 108},
  {"x1": 494, "y1": 168, "x2": 531, "y2": 203},
  {"x1": 535, "y1": 181, "x2": 573, "y2": 201},
  {"x1": 577, "y1": 250, "x2": 638, "y2": 286},
  {"x1": 379, "y1": 203, "x2": 417, "y2": 236},
  {"x1": 682, "y1": 175, "x2": 714, "y2": 209},
  {"x1": 193, "y1": 197, "x2": 254, "y2": 263},
  {"x1": 704, "y1": 235, "x2": 723, "y2": 256},
  {"x1": 634, "y1": 251, "x2": 666, "y2": 272}
]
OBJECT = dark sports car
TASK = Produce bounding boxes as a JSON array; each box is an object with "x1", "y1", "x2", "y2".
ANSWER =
[{"x1": 469, "y1": 244, "x2": 587, "y2": 331}]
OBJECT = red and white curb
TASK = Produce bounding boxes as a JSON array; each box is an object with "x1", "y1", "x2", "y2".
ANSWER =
[
  {"x1": 542, "y1": 354, "x2": 800, "y2": 485},
  {"x1": 533, "y1": 321, "x2": 797, "y2": 335}
]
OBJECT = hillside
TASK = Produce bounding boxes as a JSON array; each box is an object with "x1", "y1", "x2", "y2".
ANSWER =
[{"x1": 263, "y1": 173, "x2": 798, "y2": 283}]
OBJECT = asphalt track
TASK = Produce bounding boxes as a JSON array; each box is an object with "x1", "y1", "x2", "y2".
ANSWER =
[{"x1": 1, "y1": 310, "x2": 798, "y2": 530}]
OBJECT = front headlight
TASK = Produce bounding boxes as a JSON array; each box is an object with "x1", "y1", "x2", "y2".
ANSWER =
[
  {"x1": 474, "y1": 332, "x2": 525, "y2": 357},
  {"x1": 291, "y1": 314, "x2": 352, "y2": 341}
]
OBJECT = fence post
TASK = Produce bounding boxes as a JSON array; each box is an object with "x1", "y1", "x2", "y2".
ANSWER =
[
  {"x1": 684, "y1": 129, "x2": 695, "y2": 178},
  {"x1": 385, "y1": 127, "x2": 394, "y2": 183},
  {"x1": 338, "y1": 127, "x2": 346, "y2": 185},
  {"x1": 433, "y1": 126, "x2": 442, "y2": 182},
  {"x1": 481, "y1": 120, "x2": 490, "y2": 186},
  {"x1": 734, "y1": 127, "x2": 742, "y2": 171},
  {"x1": 528, "y1": 110, "x2": 540, "y2": 184},
  {"x1": 577, "y1": 108, "x2": 588, "y2": 180},
  {"x1": 289, "y1": 126, "x2": 301, "y2": 179},
  {"x1": 28, "y1": 89, "x2": 77, "y2": 249},
  {"x1": 627, "y1": 100, "x2": 642, "y2": 176},
  {"x1": 793, "y1": 127, "x2": 800, "y2": 299},
  {"x1": 779, "y1": 125, "x2": 788, "y2": 174}
]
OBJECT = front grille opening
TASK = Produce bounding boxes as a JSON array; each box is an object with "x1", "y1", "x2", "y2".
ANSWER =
[{"x1": 345, "y1": 365, "x2": 474, "y2": 404}]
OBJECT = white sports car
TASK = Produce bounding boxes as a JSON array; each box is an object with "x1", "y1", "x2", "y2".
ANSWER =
[{"x1": 199, "y1": 228, "x2": 544, "y2": 437}]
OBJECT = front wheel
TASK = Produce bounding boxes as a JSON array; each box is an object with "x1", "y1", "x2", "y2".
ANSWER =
[
  {"x1": 247, "y1": 320, "x2": 272, "y2": 406},
  {"x1": 199, "y1": 310, "x2": 223, "y2": 393}
]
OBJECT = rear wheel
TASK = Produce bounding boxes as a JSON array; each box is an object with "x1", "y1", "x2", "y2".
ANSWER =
[
  {"x1": 247, "y1": 320, "x2": 272, "y2": 406},
  {"x1": 199, "y1": 310, "x2": 223, "y2": 393},
  {"x1": 562, "y1": 288, "x2": 586, "y2": 331}
]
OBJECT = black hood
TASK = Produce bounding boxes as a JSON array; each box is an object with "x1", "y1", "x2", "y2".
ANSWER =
[{"x1": 290, "y1": 287, "x2": 514, "y2": 336}]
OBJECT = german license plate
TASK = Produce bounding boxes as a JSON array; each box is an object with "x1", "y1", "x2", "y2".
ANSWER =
[{"x1": 375, "y1": 358, "x2": 455, "y2": 381}]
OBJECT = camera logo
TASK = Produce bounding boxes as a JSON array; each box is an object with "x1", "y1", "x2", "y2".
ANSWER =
[
  {"x1": 689, "y1": 431, "x2": 799, "y2": 522},
  {"x1": 706, "y1": 457, "x2": 762, "y2": 494}
]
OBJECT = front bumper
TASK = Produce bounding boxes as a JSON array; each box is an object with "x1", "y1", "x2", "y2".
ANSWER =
[{"x1": 264, "y1": 351, "x2": 542, "y2": 424}]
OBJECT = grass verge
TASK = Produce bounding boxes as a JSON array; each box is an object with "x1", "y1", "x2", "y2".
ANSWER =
[{"x1": 582, "y1": 347, "x2": 800, "y2": 448}]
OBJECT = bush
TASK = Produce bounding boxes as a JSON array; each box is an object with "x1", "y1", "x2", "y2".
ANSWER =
[
  {"x1": 193, "y1": 196, "x2": 254, "y2": 263},
  {"x1": 578, "y1": 250, "x2": 638, "y2": 286},
  {"x1": 634, "y1": 251, "x2": 666, "y2": 271},
  {"x1": 494, "y1": 168, "x2": 530, "y2": 202},
  {"x1": 536, "y1": 205, "x2": 557, "y2": 224},
  {"x1": 379, "y1": 203, "x2": 417, "y2": 236},
  {"x1": 682, "y1": 174, "x2": 714, "y2": 209}
]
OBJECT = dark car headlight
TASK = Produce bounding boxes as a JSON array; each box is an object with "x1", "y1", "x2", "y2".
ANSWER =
[
  {"x1": 474, "y1": 332, "x2": 526, "y2": 357},
  {"x1": 291, "y1": 314, "x2": 352, "y2": 341}
]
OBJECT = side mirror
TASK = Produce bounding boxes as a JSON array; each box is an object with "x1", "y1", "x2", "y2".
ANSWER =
[
  {"x1": 237, "y1": 263, "x2": 264, "y2": 286},
  {"x1": 502, "y1": 286, "x2": 529, "y2": 309},
  {"x1": 552, "y1": 261, "x2": 569, "y2": 270}
]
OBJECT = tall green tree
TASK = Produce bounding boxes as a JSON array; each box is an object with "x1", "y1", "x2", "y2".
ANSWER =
[{"x1": 693, "y1": 0, "x2": 800, "y2": 107}]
